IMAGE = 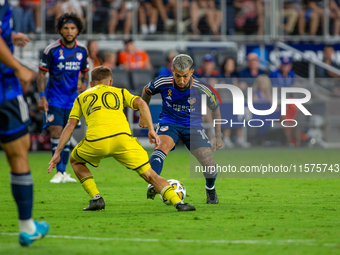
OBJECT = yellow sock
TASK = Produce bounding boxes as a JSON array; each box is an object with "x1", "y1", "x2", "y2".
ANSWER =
[
  {"x1": 161, "y1": 185, "x2": 181, "y2": 206},
  {"x1": 80, "y1": 176, "x2": 100, "y2": 198}
]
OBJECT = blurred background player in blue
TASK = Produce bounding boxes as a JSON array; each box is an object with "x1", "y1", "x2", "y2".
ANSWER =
[
  {"x1": 139, "y1": 54, "x2": 223, "y2": 204},
  {"x1": 0, "y1": 0, "x2": 49, "y2": 246},
  {"x1": 157, "y1": 50, "x2": 179, "y2": 76},
  {"x1": 37, "y1": 12, "x2": 89, "y2": 184}
]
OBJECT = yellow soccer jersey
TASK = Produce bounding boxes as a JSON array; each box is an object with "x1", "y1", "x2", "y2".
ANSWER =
[{"x1": 69, "y1": 84, "x2": 139, "y2": 140}]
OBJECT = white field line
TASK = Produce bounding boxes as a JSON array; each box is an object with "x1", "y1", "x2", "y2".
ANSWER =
[{"x1": 0, "y1": 233, "x2": 339, "y2": 247}]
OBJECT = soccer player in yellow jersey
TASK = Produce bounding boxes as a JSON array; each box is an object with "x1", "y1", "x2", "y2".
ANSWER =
[{"x1": 48, "y1": 66, "x2": 195, "y2": 212}]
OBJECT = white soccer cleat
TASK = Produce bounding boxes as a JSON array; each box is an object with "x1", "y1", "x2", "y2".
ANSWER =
[
  {"x1": 50, "y1": 172, "x2": 64, "y2": 183},
  {"x1": 236, "y1": 138, "x2": 251, "y2": 148},
  {"x1": 223, "y1": 138, "x2": 235, "y2": 148},
  {"x1": 63, "y1": 172, "x2": 77, "y2": 183}
]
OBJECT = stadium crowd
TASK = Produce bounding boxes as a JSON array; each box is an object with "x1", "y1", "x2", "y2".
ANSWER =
[{"x1": 9, "y1": 0, "x2": 340, "y2": 36}]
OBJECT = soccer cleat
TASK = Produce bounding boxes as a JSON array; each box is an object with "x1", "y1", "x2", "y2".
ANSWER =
[
  {"x1": 83, "y1": 197, "x2": 105, "y2": 211},
  {"x1": 206, "y1": 188, "x2": 219, "y2": 204},
  {"x1": 62, "y1": 172, "x2": 77, "y2": 183},
  {"x1": 147, "y1": 184, "x2": 157, "y2": 200},
  {"x1": 175, "y1": 202, "x2": 196, "y2": 211},
  {"x1": 19, "y1": 221, "x2": 50, "y2": 246},
  {"x1": 50, "y1": 172, "x2": 64, "y2": 183}
]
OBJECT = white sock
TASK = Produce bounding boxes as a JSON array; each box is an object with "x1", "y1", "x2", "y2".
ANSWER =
[
  {"x1": 149, "y1": 24, "x2": 157, "y2": 34},
  {"x1": 92, "y1": 194, "x2": 101, "y2": 200},
  {"x1": 140, "y1": 25, "x2": 148, "y2": 34},
  {"x1": 206, "y1": 185, "x2": 215, "y2": 190},
  {"x1": 19, "y1": 219, "x2": 36, "y2": 234}
]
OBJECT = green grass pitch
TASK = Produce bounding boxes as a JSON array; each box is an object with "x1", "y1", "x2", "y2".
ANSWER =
[{"x1": 1, "y1": 148, "x2": 340, "y2": 255}]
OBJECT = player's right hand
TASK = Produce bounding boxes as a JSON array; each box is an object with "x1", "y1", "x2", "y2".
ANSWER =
[
  {"x1": 148, "y1": 130, "x2": 160, "y2": 148},
  {"x1": 48, "y1": 152, "x2": 61, "y2": 173},
  {"x1": 38, "y1": 97, "x2": 49, "y2": 112}
]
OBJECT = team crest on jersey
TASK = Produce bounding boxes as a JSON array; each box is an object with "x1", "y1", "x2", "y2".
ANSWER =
[
  {"x1": 160, "y1": 126, "x2": 169, "y2": 132},
  {"x1": 47, "y1": 114, "x2": 54, "y2": 123},
  {"x1": 58, "y1": 49, "x2": 64, "y2": 60},
  {"x1": 77, "y1": 53, "x2": 83, "y2": 61},
  {"x1": 188, "y1": 97, "x2": 196, "y2": 105}
]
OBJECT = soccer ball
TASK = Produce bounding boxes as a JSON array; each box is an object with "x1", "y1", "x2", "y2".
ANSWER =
[{"x1": 159, "y1": 179, "x2": 186, "y2": 205}]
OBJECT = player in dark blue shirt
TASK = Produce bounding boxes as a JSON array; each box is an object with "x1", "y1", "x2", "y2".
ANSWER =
[
  {"x1": 140, "y1": 54, "x2": 223, "y2": 204},
  {"x1": 37, "y1": 13, "x2": 89, "y2": 184},
  {"x1": 0, "y1": 0, "x2": 49, "y2": 246}
]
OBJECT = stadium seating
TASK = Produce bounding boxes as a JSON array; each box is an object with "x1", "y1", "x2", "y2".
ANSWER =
[
  {"x1": 130, "y1": 69, "x2": 155, "y2": 95},
  {"x1": 111, "y1": 69, "x2": 132, "y2": 90}
]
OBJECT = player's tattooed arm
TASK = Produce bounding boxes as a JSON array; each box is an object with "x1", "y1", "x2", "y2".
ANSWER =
[
  {"x1": 212, "y1": 106, "x2": 223, "y2": 151},
  {"x1": 141, "y1": 85, "x2": 152, "y2": 105},
  {"x1": 192, "y1": 147, "x2": 215, "y2": 167},
  {"x1": 37, "y1": 69, "x2": 49, "y2": 111}
]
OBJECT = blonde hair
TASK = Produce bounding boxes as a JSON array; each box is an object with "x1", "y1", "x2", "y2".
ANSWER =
[{"x1": 252, "y1": 75, "x2": 272, "y2": 101}]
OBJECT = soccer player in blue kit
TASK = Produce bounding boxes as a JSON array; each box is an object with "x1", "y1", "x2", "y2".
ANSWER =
[
  {"x1": 0, "y1": 0, "x2": 49, "y2": 246},
  {"x1": 37, "y1": 13, "x2": 89, "y2": 183},
  {"x1": 139, "y1": 54, "x2": 224, "y2": 204}
]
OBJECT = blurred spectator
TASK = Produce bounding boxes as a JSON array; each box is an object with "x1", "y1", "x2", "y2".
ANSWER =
[
  {"x1": 238, "y1": 53, "x2": 266, "y2": 90},
  {"x1": 93, "y1": 0, "x2": 111, "y2": 33},
  {"x1": 108, "y1": 0, "x2": 138, "y2": 36},
  {"x1": 46, "y1": 0, "x2": 63, "y2": 26},
  {"x1": 158, "y1": 50, "x2": 179, "y2": 76},
  {"x1": 87, "y1": 40, "x2": 101, "y2": 70},
  {"x1": 317, "y1": 45, "x2": 340, "y2": 78},
  {"x1": 118, "y1": 38, "x2": 152, "y2": 70},
  {"x1": 102, "y1": 51, "x2": 117, "y2": 69},
  {"x1": 252, "y1": 75, "x2": 272, "y2": 102},
  {"x1": 149, "y1": 0, "x2": 176, "y2": 32},
  {"x1": 221, "y1": 57, "x2": 238, "y2": 82},
  {"x1": 138, "y1": 0, "x2": 159, "y2": 34},
  {"x1": 283, "y1": 0, "x2": 299, "y2": 35},
  {"x1": 234, "y1": 0, "x2": 264, "y2": 35},
  {"x1": 60, "y1": 0, "x2": 84, "y2": 21},
  {"x1": 299, "y1": 0, "x2": 340, "y2": 36},
  {"x1": 12, "y1": 0, "x2": 41, "y2": 33},
  {"x1": 190, "y1": 0, "x2": 222, "y2": 35},
  {"x1": 194, "y1": 54, "x2": 221, "y2": 80},
  {"x1": 270, "y1": 56, "x2": 295, "y2": 87}
]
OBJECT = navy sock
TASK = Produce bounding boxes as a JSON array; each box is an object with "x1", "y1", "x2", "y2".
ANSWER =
[
  {"x1": 204, "y1": 165, "x2": 217, "y2": 189},
  {"x1": 51, "y1": 138, "x2": 65, "y2": 173},
  {"x1": 11, "y1": 172, "x2": 33, "y2": 220},
  {"x1": 149, "y1": 149, "x2": 166, "y2": 175},
  {"x1": 61, "y1": 141, "x2": 70, "y2": 171}
]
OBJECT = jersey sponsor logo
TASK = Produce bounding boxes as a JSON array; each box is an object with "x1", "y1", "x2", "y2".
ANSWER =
[
  {"x1": 65, "y1": 61, "x2": 81, "y2": 70},
  {"x1": 188, "y1": 97, "x2": 196, "y2": 105},
  {"x1": 160, "y1": 126, "x2": 169, "y2": 132},
  {"x1": 57, "y1": 62, "x2": 65, "y2": 70},
  {"x1": 76, "y1": 52, "x2": 83, "y2": 61}
]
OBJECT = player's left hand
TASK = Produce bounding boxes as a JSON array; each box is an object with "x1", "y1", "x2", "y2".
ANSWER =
[
  {"x1": 12, "y1": 32, "x2": 30, "y2": 47},
  {"x1": 48, "y1": 153, "x2": 61, "y2": 173},
  {"x1": 213, "y1": 137, "x2": 223, "y2": 151},
  {"x1": 78, "y1": 82, "x2": 87, "y2": 93},
  {"x1": 148, "y1": 129, "x2": 160, "y2": 148}
]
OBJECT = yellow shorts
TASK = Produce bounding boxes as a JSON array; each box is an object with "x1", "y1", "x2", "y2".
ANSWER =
[{"x1": 71, "y1": 134, "x2": 151, "y2": 175}]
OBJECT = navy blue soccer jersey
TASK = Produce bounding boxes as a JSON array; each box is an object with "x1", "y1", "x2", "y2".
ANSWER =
[
  {"x1": 0, "y1": 0, "x2": 23, "y2": 104},
  {"x1": 145, "y1": 75, "x2": 219, "y2": 129},
  {"x1": 39, "y1": 39, "x2": 89, "y2": 109}
]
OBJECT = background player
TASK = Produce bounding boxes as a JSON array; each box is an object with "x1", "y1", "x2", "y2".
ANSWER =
[
  {"x1": 0, "y1": 0, "x2": 49, "y2": 246},
  {"x1": 139, "y1": 54, "x2": 223, "y2": 204},
  {"x1": 48, "y1": 66, "x2": 195, "y2": 212},
  {"x1": 37, "y1": 13, "x2": 89, "y2": 183}
]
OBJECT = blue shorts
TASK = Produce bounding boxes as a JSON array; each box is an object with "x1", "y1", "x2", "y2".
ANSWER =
[
  {"x1": 43, "y1": 106, "x2": 71, "y2": 129},
  {"x1": 156, "y1": 123, "x2": 211, "y2": 152},
  {"x1": 0, "y1": 96, "x2": 29, "y2": 143}
]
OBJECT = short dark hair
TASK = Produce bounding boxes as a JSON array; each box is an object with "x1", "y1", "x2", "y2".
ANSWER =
[
  {"x1": 91, "y1": 66, "x2": 112, "y2": 82},
  {"x1": 56, "y1": 13, "x2": 83, "y2": 35}
]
